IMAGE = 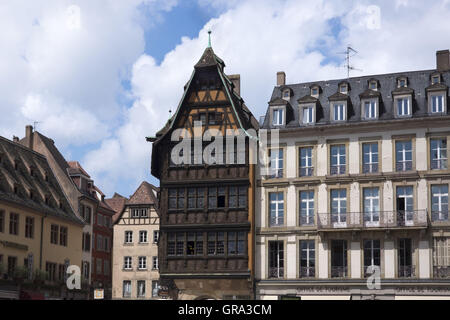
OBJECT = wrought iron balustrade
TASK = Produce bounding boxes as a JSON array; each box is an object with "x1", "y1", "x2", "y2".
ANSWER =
[
  {"x1": 431, "y1": 211, "x2": 449, "y2": 223},
  {"x1": 299, "y1": 266, "x2": 315, "y2": 278},
  {"x1": 330, "y1": 165, "x2": 346, "y2": 175},
  {"x1": 269, "y1": 216, "x2": 284, "y2": 227},
  {"x1": 398, "y1": 265, "x2": 415, "y2": 278},
  {"x1": 431, "y1": 159, "x2": 448, "y2": 170},
  {"x1": 433, "y1": 266, "x2": 450, "y2": 278},
  {"x1": 396, "y1": 160, "x2": 413, "y2": 172},
  {"x1": 299, "y1": 215, "x2": 315, "y2": 226},
  {"x1": 331, "y1": 266, "x2": 347, "y2": 278},
  {"x1": 268, "y1": 267, "x2": 284, "y2": 278},
  {"x1": 300, "y1": 167, "x2": 314, "y2": 177},
  {"x1": 362, "y1": 163, "x2": 378, "y2": 174}
]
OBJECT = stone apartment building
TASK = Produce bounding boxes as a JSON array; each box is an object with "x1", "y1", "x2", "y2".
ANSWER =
[
  {"x1": 255, "y1": 50, "x2": 450, "y2": 300},
  {"x1": 18, "y1": 127, "x2": 112, "y2": 298},
  {"x1": 0, "y1": 135, "x2": 84, "y2": 299},
  {"x1": 110, "y1": 182, "x2": 160, "y2": 299}
]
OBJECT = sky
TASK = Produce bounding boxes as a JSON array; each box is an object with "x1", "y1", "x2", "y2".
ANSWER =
[{"x1": 1, "y1": 0, "x2": 450, "y2": 198}]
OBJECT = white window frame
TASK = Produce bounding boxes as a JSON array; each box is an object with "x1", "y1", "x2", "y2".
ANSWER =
[
  {"x1": 395, "y1": 95, "x2": 412, "y2": 117},
  {"x1": 428, "y1": 92, "x2": 447, "y2": 114},
  {"x1": 432, "y1": 75, "x2": 441, "y2": 85},
  {"x1": 430, "y1": 138, "x2": 448, "y2": 170},
  {"x1": 299, "y1": 190, "x2": 314, "y2": 226},
  {"x1": 123, "y1": 280, "x2": 131, "y2": 298},
  {"x1": 363, "y1": 187, "x2": 380, "y2": 227},
  {"x1": 300, "y1": 104, "x2": 315, "y2": 125},
  {"x1": 398, "y1": 78, "x2": 407, "y2": 88},
  {"x1": 331, "y1": 189, "x2": 347, "y2": 227},
  {"x1": 431, "y1": 185, "x2": 449, "y2": 221},
  {"x1": 268, "y1": 148, "x2": 284, "y2": 178},
  {"x1": 271, "y1": 107, "x2": 285, "y2": 126},
  {"x1": 138, "y1": 256, "x2": 147, "y2": 270},
  {"x1": 124, "y1": 256, "x2": 132, "y2": 270},
  {"x1": 269, "y1": 192, "x2": 284, "y2": 227},
  {"x1": 152, "y1": 256, "x2": 159, "y2": 270},
  {"x1": 362, "y1": 98, "x2": 378, "y2": 120},
  {"x1": 362, "y1": 142, "x2": 379, "y2": 173},
  {"x1": 339, "y1": 84, "x2": 348, "y2": 94},
  {"x1": 299, "y1": 240, "x2": 315, "y2": 277},
  {"x1": 331, "y1": 101, "x2": 347, "y2": 122},
  {"x1": 299, "y1": 146, "x2": 314, "y2": 176},
  {"x1": 282, "y1": 89, "x2": 290, "y2": 100},
  {"x1": 137, "y1": 280, "x2": 146, "y2": 298},
  {"x1": 139, "y1": 230, "x2": 148, "y2": 243},
  {"x1": 369, "y1": 81, "x2": 378, "y2": 91},
  {"x1": 330, "y1": 144, "x2": 346, "y2": 175},
  {"x1": 311, "y1": 86, "x2": 319, "y2": 98},
  {"x1": 125, "y1": 231, "x2": 133, "y2": 244},
  {"x1": 153, "y1": 230, "x2": 159, "y2": 243},
  {"x1": 395, "y1": 140, "x2": 413, "y2": 171}
]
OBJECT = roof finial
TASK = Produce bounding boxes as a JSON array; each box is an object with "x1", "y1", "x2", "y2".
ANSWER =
[{"x1": 207, "y1": 30, "x2": 212, "y2": 48}]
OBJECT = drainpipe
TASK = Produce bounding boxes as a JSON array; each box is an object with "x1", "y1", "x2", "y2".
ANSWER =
[{"x1": 39, "y1": 214, "x2": 47, "y2": 270}]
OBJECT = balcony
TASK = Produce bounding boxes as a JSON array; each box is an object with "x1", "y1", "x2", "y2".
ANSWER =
[
  {"x1": 433, "y1": 266, "x2": 450, "y2": 278},
  {"x1": 330, "y1": 165, "x2": 346, "y2": 175},
  {"x1": 299, "y1": 266, "x2": 315, "y2": 278},
  {"x1": 317, "y1": 210, "x2": 428, "y2": 230},
  {"x1": 398, "y1": 265, "x2": 415, "y2": 278},
  {"x1": 330, "y1": 266, "x2": 347, "y2": 278},
  {"x1": 269, "y1": 267, "x2": 284, "y2": 278}
]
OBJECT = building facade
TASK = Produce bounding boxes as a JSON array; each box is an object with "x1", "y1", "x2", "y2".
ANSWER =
[
  {"x1": 256, "y1": 50, "x2": 450, "y2": 300},
  {"x1": 111, "y1": 182, "x2": 160, "y2": 299},
  {"x1": 0, "y1": 135, "x2": 84, "y2": 299},
  {"x1": 149, "y1": 44, "x2": 259, "y2": 300}
]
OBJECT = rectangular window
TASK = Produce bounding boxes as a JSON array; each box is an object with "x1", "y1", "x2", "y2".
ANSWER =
[
  {"x1": 176, "y1": 232, "x2": 184, "y2": 255},
  {"x1": 97, "y1": 235, "x2": 103, "y2": 251},
  {"x1": 432, "y1": 95, "x2": 445, "y2": 113},
  {"x1": 207, "y1": 232, "x2": 224, "y2": 255},
  {"x1": 433, "y1": 237, "x2": 450, "y2": 278},
  {"x1": 269, "y1": 241, "x2": 284, "y2": 278},
  {"x1": 131, "y1": 209, "x2": 140, "y2": 218},
  {"x1": 331, "y1": 189, "x2": 347, "y2": 226},
  {"x1": 152, "y1": 256, "x2": 158, "y2": 270},
  {"x1": 104, "y1": 237, "x2": 109, "y2": 252},
  {"x1": 396, "y1": 186, "x2": 414, "y2": 226},
  {"x1": 188, "y1": 187, "x2": 205, "y2": 209},
  {"x1": 138, "y1": 256, "x2": 147, "y2": 270},
  {"x1": 299, "y1": 240, "x2": 315, "y2": 277},
  {"x1": 139, "y1": 230, "x2": 148, "y2": 243},
  {"x1": 430, "y1": 138, "x2": 447, "y2": 170},
  {"x1": 208, "y1": 187, "x2": 225, "y2": 208},
  {"x1": 50, "y1": 224, "x2": 58, "y2": 244},
  {"x1": 186, "y1": 232, "x2": 203, "y2": 255},
  {"x1": 83, "y1": 261, "x2": 90, "y2": 279},
  {"x1": 299, "y1": 191, "x2": 314, "y2": 226},
  {"x1": 363, "y1": 187, "x2": 380, "y2": 226},
  {"x1": 7, "y1": 256, "x2": 17, "y2": 277},
  {"x1": 25, "y1": 216, "x2": 34, "y2": 238},
  {"x1": 124, "y1": 256, "x2": 132, "y2": 270},
  {"x1": 59, "y1": 226, "x2": 67, "y2": 246},
  {"x1": 98, "y1": 214, "x2": 103, "y2": 226},
  {"x1": 363, "y1": 240, "x2": 380, "y2": 277},
  {"x1": 0, "y1": 210, "x2": 4, "y2": 233},
  {"x1": 167, "y1": 233, "x2": 175, "y2": 255},
  {"x1": 137, "y1": 280, "x2": 146, "y2": 298},
  {"x1": 431, "y1": 185, "x2": 449, "y2": 222},
  {"x1": 364, "y1": 100, "x2": 377, "y2": 119},
  {"x1": 123, "y1": 281, "x2": 131, "y2": 298},
  {"x1": 152, "y1": 281, "x2": 159, "y2": 297},
  {"x1": 82, "y1": 233, "x2": 91, "y2": 252},
  {"x1": 299, "y1": 147, "x2": 313, "y2": 176},
  {"x1": 96, "y1": 258, "x2": 102, "y2": 275},
  {"x1": 398, "y1": 238, "x2": 413, "y2": 277},
  {"x1": 104, "y1": 260, "x2": 110, "y2": 276},
  {"x1": 362, "y1": 142, "x2": 378, "y2": 173},
  {"x1": 333, "y1": 103, "x2": 345, "y2": 121},
  {"x1": 330, "y1": 145, "x2": 346, "y2": 175},
  {"x1": 168, "y1": 188, "x2": 185, "y2": 209},
  {"x1": 229, "y1": 186, "x2": 248, "y2": 208},
  {"x1": 45, "y1": 262, "x2": 57, "y2": 281},
  {"x1": 331, "y1": 240, "x2": 347, "y2": 277},
  {"x1": 396, "y1": 97, "x2": 410, "y2": 116},
  {"x1": 302, "y1": 106, "x2": 314, "y2": 124},
  {"x1": 272, "y1": 108, "x2": 284, "y2": 126},
  {"x1": 58, "y1": 264, "x2": 66, "y2": 281},
  {"x1": 269, "y1": 192, "x2": 284, "y2": 227},
  {"x1": 9, "y1": 213, "x2": 19, "y2": 235},
  {"x1": 153, "y1": 231, "x2": 159, "y2": 243},
  {"x1": 269, "y1": 149, "x2": 283, "y2": 178},
  {"x1": 395, "y1": 140, "x2": 413, "y2": 171},
  {"x1": 125, "y1": 231, "x2": 133, "y2": 244}
]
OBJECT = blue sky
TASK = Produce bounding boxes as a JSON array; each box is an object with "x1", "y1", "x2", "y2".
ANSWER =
[{"x1": 1, "y1": 0, "x2": 449, "y2": 198}]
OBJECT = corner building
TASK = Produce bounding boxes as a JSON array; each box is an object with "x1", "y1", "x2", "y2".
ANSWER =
[{"x1": 256, "y1": 50, "x2": 450, "y2": 300}]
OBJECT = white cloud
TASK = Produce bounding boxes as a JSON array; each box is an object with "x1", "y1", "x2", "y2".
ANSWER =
[{"x1": 3, "y1": 0, "x2": 450, "y2": 196}]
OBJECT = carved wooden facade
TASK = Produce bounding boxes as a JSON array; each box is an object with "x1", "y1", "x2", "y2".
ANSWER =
[{"x1": 149, "y1": 46, "x2": 258, "y2": 300}]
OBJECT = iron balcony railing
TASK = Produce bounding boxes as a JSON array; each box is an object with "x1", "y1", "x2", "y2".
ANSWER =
[
  {"x1": 330, "y1": 266, "x2": 347, "y2": 278},
  {"x1": 317, "y1": 210, "x2": 428, "y2": 230},
  {"x1": 269, "y1": 216, "x2": 284, "y2": 227},
  {"x1": 299, "y1": 266, "x2": 315, "y2": 278},
  {"x1": 396, "y1": 160, "x2": 413, "y2": 172},
  {"x1": 363, "y1": 265, "x2": 381, "y2": 278},
  {"x1": 269, "y1": 267, "x2": 284, "y2": 278},
  {"x1": 299, "y1": 167, "x2": 314, "y2": 177},
  {"x1": 433, "y1": 266, "x2": 450, "y2": 278},
  {"x1": 398, "y1": 265, "x2": 415, "y2": 278},
  {"x1": 330, "y1": 165, "x2": 346, "y2": 175},
  {"x1": 362, "y1": 163, "x2": 378, "y2": 174},
  {"x1": 431, "y1": 211, "x2": 449, "y2": 223},
  {"x1": 431, "y1": 159, "x2": 448, "y2": 170},
  {"x1": 299, "y1": 215, "x2": 315, "y2": 226}
]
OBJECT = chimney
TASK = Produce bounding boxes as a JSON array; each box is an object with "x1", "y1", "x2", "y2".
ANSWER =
[
  {"x1": 228, "y1": 74, "x2": 240, "y2": 96},
  {"x1": 436, "y1": 50, "x2": 450, "y2": 71},
  {"x1": 277, "y1": 71, "x2": 286, "y2": 86},
  {"x1": 25, "y1": 125, "x2": 33, "y2": 150},
  {"x1": 12, "y1": 136, "x2": 19, "y2": 142}
]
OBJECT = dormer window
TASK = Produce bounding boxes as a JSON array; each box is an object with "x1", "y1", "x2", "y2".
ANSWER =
[
  {"x1": 395, "y1": 96, "x2": 412, "y2": 117},
  {"x1": 432, "y1": 75, "x2": 440, "y2": 84},
  {"x1": 369, "y1": 80, "x2": 378, "y2": 91},
  {"x1": 300, "y1": 104, "x2": 315, "y2": 125},
  {"x1": 311, "y1": 86, "x2": 319, "y2": 98},
  {"x1": 428, "y1": 92, "x2": 447, "y2": 114},
  {"x1": 339, "y1": 84, "x2": 348, "y2": 94},
  {"x1": 362, "y1": 98, "x2": 378, "y2": 120},
  {"x1": 283, "y1": 89, "x2": 290, "y2": 99},
  {"x1": 271, "y1": 107, "x2": 285, "y2": 126},
  {"x1": 331, "y1": 102, "x2": 347, "y2": 122},
  {"x1": 398, "y1": 78, "x2": 407, "y2": 88}
]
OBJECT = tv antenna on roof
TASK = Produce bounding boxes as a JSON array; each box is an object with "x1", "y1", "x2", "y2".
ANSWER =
[
  {"x1": 33, "y1": 121, "x2": 41, "y2": 132},
  {"x1": 338, "y1": 45, "x2": 362, "y2": 79}
]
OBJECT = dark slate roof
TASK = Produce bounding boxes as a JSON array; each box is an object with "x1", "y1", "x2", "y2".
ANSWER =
[
  {"x1": 0, "y1": 136, "x2": 83, "y2": 225},
  {"x1": 261, "y1": 68, "x2": 450, "y2": 129}
]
